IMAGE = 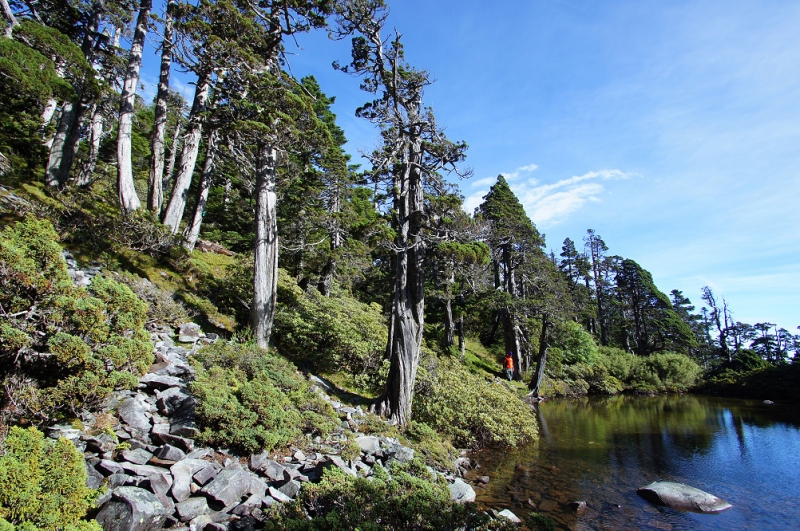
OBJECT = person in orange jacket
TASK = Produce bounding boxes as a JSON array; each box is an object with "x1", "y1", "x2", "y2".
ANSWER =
[{"x1": 503, "y1": 352, "x2": 514, "y2": 381}]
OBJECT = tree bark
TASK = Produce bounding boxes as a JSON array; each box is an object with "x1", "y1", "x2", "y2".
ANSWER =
[
  {"x1": 372, "y1": 129, "x2": 424, "y2": 426},
  {"x1": 458, "y1": 314, "x2": 466, "y2": 361},
  {"x1": 162, "y1": 71, "x2": 211, "y2": 232},
  {"x1": 1, "y1": 0, "x2": 18, "y2": 38},
  {"x1": 163, "y1": 120, "x2": 181, "y2": 196},
  {"x1": 116, "y1": 0, "x2": 151, "y2": 212},
  {"x1": 252, "y1": 144, "x2": 279, "y2": 350},
  {"x1": 148, "y1": 0, "x2": 175, "y2": 213},
  {"x1": 75, "y1": 103, "x2": 104, "y2": 186},
  {"x1": 528, "y1": 316, "x2": 549, "y2": 397},
  {"x1": 183, "y1": 129, "x2": 219, "y2": 251}
]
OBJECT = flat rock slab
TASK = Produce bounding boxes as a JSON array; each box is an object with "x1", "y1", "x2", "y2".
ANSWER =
[
  {"x1": 637, "y1": 481, "x2": 732, "y2": 513},
  {"x1": 96, "y1": 486, "x2": 169, "y2": 531}
]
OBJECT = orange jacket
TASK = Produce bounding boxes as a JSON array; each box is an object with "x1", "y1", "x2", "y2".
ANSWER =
[{"x1": 503, "y1": 355, "x2": 514, "y2": 370}]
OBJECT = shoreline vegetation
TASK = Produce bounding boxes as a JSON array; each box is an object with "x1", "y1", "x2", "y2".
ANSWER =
[{"x1": 0, "y1": 0, "x2": 796, "y2": 527}]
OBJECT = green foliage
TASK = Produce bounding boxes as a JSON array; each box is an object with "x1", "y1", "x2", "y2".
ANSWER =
[
  {"x1": 113, "y1": 271, "x2": 190, "y2": 326},
  {"x1": 264, "y1": 462, "x2": 517, "y2": 531},
  {"x1": 545, "y1": 346, "x2": 701, "y2": 396},
  {"x1": 412, "y1": 357, "x2": 537, "y2": 449},
  {"x1": 404, "y1": 421, "x2": 457, "y2": 471},
  {"x1": 0, "y1": 217, "x2": 152, "y2": 423},
  {"x1": 697, "y1": 351, "x2": 800, "y2": 400},
  {"x1": 272, "y1": 269, "x2": 387, "y2": 375},
  {"x1": 190, "y1": 340, "x2": 338, "y2": 453},
  {"x1": 524, "y1": 512, "x2": 556, "y2": 531},
  {"x1": 0, "y1": 427, "x2": 101, "y2": 531}
]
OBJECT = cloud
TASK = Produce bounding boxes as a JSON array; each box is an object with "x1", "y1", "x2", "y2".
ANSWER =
[
  {"x1": 499, "y1": 163, "x2": 539, "y2": 182},
  {"x1": 518, "y1": 169, "x2": 633, "y2": 226},
  {"x1": 463, "y1": 168, "x2": 635, "y2": 226}
]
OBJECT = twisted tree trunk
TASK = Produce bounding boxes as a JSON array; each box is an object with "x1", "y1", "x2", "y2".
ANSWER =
[
  {"x1": 252, "y1": 144, "x2": 279, "y2": 350},
  {"x1": 117, "y1": 0, "x2": 152, "y2": 212},
  {"x1": 373, "y1": 128, "x2": 424, "y2": 426},
  {"x1": 162, "y1": 71, "x2": 211, "y2": 232},
  {"x1": 183, "y1": 129, "x2": 219, "y2": 251},
  {"x1": 148, "y1": 0, "x2": 176, "y2": 213}
]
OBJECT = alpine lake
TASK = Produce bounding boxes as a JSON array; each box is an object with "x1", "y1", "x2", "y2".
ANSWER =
[{"x1": 466, "y1": 394, "x2": 800, "y2": 530}]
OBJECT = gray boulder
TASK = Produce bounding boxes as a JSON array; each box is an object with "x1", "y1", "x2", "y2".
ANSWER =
[
  {"x1": 201, "y1": 466, "x2": 252, "y2": 508},
  {"x1": 176, "y1": 497, "x2": 210, "y2": 522},
  {"x1": 95, "y1": 486, "x2": 169, "y2": 531},
  {"x1": 637, "y1": 481, "x2": 732, "y2": 513},
  {"x1": 117, "y1": 398, "x2": 152, "y2": 431},
  {"x1": 497, "y1": 509, "x2": 521, "y2": 523},
  {"x1": 178, "y1": 323, "x2": 203, "y2": 343},
  {"x1": 171, "y1": 459, "x2": 214, "y2": 502},
  {"x1": 449, "y1": 478, "x2": 476, "y2": 503},
  {"x1": 356, "y1": 436, "x2": 381, "y2": 455}
]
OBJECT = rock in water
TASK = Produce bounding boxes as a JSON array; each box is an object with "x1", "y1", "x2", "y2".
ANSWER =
[{"x1": 637, "y1": 481, "x2": 732, "y2": 513}]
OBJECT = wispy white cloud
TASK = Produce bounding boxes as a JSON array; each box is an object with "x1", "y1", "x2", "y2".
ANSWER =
[{"x1": 463, "y1": 168, "x2": 635, "y2": 226}]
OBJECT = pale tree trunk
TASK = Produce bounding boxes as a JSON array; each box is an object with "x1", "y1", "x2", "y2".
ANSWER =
[
  {"x1": 75, "y1": 103, "x2": 104, "y2": 186},
  {"x1": 41, "y1": 99, "x2": 58, "y2": 138},
  {"x1": 162, "y1": 72, "x2": 211, "y2": 232},
  {"x1": 373, "y1": 130, "x2": 424, "y2": 426},
  {"x1": 46, "y1": 0, "x2": 104, "y2": 187},
  {"x1": 458, "y1": 314, "x2": 466, "y2": 361},
  {"x1": 317, "y1": 178, "x2": 342, "y2": 296},
  {"x1": 441, "y1": 269, "x2": 455, "y2": 349},
  {"x1": 148, "y1": 0, "x2": 175, "y2": 213},
  {"x1": 182, "y1": 130, "x2": 219, "y2": 251},
  {"x1": 116, "y1": 0, "x2": 151, "y2": 212},
  {"x1": 163, "y1": 120, "x2": 181, "y2": 197},
  {"x1": 2, "y1": 0, "x2": 17, "y2": 38},
  {"x1": 252, "y1": 144, "x2": 279, "y2": 350},
  {"x1": 528, "y1": 316, "x2": 550, "y2": 397}
]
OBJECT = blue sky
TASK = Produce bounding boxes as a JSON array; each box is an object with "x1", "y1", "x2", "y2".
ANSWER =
[{"x1": 141, "y1": 0, "x2": 800, "y2": 330}]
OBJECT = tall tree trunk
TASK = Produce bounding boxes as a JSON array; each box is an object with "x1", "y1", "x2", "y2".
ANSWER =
[
  {"x1": 162, "y1": 71, "x2": 211, "y2": 232},
  {"x1": 442, "y1": 296, "x2": 455, "y2": 350},
  {"x1": 1, "y1": 0, "x2": 18, "y2": 38},
  {"x1": 75, "y1": 103, "x2": 104, "y2": 186},
  {"x1": 373, "y1": 131, "x2": 424, "y2": 426},
  {"x1": 163, "y1": 120, "x2": 181, "y2": 198},
  {"x1": 528, "y1": 316, "x2": 549, "y2": 397},
  {"x1": 148, "y1": 0, "x2": 175, "y2": 213},
  {"x1": 46, "y1": 0, "x2": 104, "y2": 187},
  {"x1": 117, "y1": 0, "x2": 151, "y2": 212},
  {"x1": 458, "y1": 314, "x2": 466, "y2": 361},
  {"x1": 252, "y1": 144, "x2": 279, "y2": 350},
  {"x1": 317, "y1": 178, "x2": 342, "y2": 296},
  {"x1": 183, "y1": 130, "x2": 219, "y2": 251}
]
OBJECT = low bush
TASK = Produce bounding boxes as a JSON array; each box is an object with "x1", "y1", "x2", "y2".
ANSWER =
[
  {"x1": 113, "y1": 271, "x2": 190, "y2": 326},
  {"x1": 544, "y1": 348, "x2": 700, "y2": 397},
  {"x1": 0, "y1": 426, "x2": 101, "y2": 531},
  {"x1": 412, "y1": 357, "x2": 537, "y2": 449},
  {"x1": 0, "y1": 217, "x2": 152, "y2": 424},
  {"x1": 190, "y1": 341, "x2": 338, "y2": 453},
  {"x1": 264, "y1": 460, "x2": 519, "y2": 531}
]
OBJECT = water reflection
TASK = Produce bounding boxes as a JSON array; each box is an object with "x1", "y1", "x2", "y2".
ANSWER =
[{"x1": 468, "y1": 395, "x2": 800, "y2": 530}]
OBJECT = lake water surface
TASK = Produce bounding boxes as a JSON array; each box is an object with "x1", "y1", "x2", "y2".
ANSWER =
[{"x1": 466, "y1": 395, "x2": 800, "y2": 530}]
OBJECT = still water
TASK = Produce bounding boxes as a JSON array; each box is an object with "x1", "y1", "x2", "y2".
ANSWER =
[{"x1": 467, "y1": 395, "x2": 800, "y2": 530}]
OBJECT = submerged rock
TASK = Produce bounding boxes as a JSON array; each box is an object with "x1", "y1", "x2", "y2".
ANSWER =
[{"x1": 637, "y1": 481, "x2": 732, "y2": 513}]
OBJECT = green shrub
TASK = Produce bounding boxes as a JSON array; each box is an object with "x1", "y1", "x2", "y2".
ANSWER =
[
  {"x1": 0, "y1": 217, "x2": 153, "y2": 424},
  {"x1": 524, "y1": 512, "x2": 556, "y2": 531},
  {"x1": 545, "y1": 348, "x2": 700, "y2": 396},
  {"x1": 404, "y1": 421, "x2": 457, "y2": 472},
  {"x1": 264, "y1": 461, "x2": 518, "y2": 531},
  {"x1": 0, "y1": 427, "x2": 101, "y2": 531},
  {"x1": 113, "y1": 271, "x2": 190, "y2": 326},
  {"x1": 190, "y1": 340, "x2": 338, "y2": 453},
  {"x1": 273, "y1": 270, "x2": 388, "y2": 374},
  {"x1": 412, "y1": 357, "x2": 537, "y2": 449}
]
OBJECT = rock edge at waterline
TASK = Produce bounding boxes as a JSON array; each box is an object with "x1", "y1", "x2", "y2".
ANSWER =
[{"x1": 637, "y1": 481, "x2": 733, "y2": 513}]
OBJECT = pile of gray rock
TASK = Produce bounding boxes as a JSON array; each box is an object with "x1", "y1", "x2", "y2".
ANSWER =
[{"x1": 43, "y1": 317, "x2": 481, "y2": 531}]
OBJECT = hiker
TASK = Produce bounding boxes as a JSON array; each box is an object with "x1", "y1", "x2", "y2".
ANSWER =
[{"x1": 503, "y1": 352, "x2": 514, "y2": 381}]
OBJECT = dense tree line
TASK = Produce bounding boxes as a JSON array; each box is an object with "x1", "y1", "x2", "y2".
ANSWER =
[{"x1": 1, "y1": 0, "x2": 796, "y2": 429}]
